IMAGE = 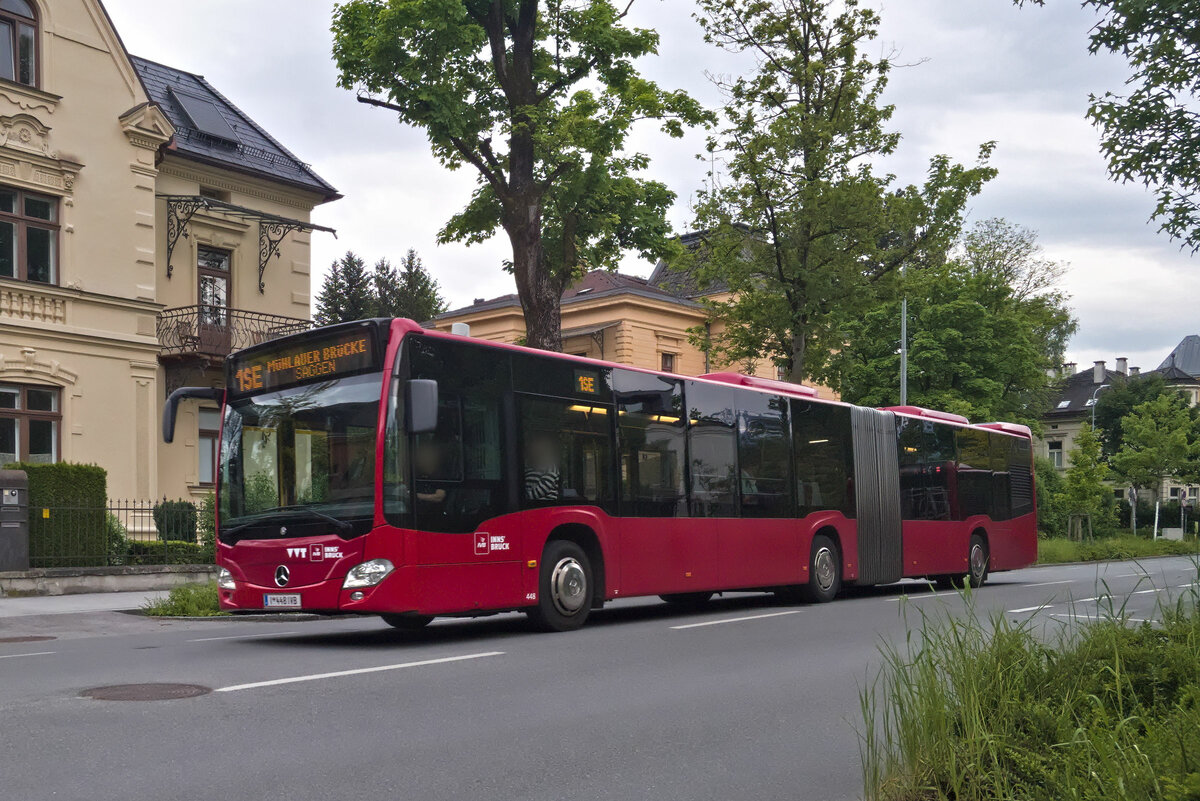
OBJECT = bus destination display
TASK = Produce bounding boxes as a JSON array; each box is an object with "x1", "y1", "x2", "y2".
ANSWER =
[{"x1": 231, "y1": 329, "x2": 375, "y2": 395}]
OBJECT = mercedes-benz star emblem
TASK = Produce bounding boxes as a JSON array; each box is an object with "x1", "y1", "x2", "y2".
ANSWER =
[
  {"x1": 280, "y1": 526, "x2": 287, "y2": 537},
  {"x1": 274, "y1": 565, "x2": 290, "y2": 587}
]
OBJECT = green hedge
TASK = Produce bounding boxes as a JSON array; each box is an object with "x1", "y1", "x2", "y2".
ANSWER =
[
  {"x1": 127, "y1": 540, "x2": 214, "y2": 566},
  {"x1": 5, "y1": 462, "x2": 108, "y2": 568},
  {"x1": 153, "y1": 499, "x2": 197, "y2": 542}
]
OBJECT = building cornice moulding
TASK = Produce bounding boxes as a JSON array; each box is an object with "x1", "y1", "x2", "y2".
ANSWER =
[
  {"x1": 157, "y1": 161, "x2": 319, "y2": 211},
  {"x1": 0, "y1": 81, "x2": 60, "y2": 116}
]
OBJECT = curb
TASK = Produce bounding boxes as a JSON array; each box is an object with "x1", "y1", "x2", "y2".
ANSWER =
[{"x1": 120, "y1": 609, "x2": 357, "y2": 622}]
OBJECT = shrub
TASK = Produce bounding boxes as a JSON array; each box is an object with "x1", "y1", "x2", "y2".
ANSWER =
[
  {"x1": 3, "y1": 462, "x2": 108, "y2": 568},
  {"x1": 153, "y1": 499, "x2": 198, "y2": 543},
  {"x1": 1039, "y1": 535, "x2": 1200, "y2": 564},
  {"x1": 127, "y1": 540, "x2": 214, "y2": 566},
  {"x1": 198, "y1": 491, "x2": 216, "y2": 552},
  {"x1": 142, "y1": 581, "x2": 225, "y2": 617},
  {"x1": 105, "y1": 512, "x2": 130, "y2": 566}
]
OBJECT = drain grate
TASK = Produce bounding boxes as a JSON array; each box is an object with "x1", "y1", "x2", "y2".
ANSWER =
[
  {"x1": 81, "y1": 683, "x2": 212, "y2": 701},
  {"x1": 0, "y1": 636, "x2": 56, "y2": 644}
]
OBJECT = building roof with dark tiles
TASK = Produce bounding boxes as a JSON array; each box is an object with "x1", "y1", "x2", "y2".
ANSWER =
[
  {"x1": 648, "y1": 230, "x2": 731, "y2": 298},
  {"x1": 1157, "y1": 335, "x2": 1200, "y2": 378},
  {"x1": 1045, "y1": 367, "x2": 1128, "y2": 419},
  {"x1": 130, "y1": 56, "x2": 338, "y2": 201}
]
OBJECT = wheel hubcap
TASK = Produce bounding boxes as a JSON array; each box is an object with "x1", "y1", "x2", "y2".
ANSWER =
[
  {"x1": 813, "y1": 546, "x2": 836, "y2": 592},
  {"x1": 970, "y1": 543, "x2": 986, "y2": 578},
  {"x1": 549, "y1": 557, "x2": 587, "y2": 616}
]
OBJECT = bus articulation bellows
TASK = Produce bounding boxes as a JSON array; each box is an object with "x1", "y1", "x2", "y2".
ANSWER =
[{"x1": 162, "y1": 318, "x2": 1037, "y2": 632}]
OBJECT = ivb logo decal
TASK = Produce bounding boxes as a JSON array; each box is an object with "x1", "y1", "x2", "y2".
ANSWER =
[{"x1": 474, "y1": 532, "x2": 510, "y2": 555}]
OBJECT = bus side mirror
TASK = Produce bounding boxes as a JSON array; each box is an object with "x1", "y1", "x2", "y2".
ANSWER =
[
  {"x1": 405, "y1": 379, "x2": 439, "y2": 434},
  {"x1": 163, "y1": 387, "x2": 224, "y2": 443}
]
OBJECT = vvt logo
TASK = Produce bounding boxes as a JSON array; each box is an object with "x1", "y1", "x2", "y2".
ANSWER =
[{"x1": 286, "y1": 547, "x2": 307, "y2": 559}]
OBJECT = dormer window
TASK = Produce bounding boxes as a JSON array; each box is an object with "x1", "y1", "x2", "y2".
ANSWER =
[{"x1": 0, "y1": 0, "x2": 37, "y2": 88}]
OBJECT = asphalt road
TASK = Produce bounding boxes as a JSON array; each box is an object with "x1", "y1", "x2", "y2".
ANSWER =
[{"x1": 1, "y1": 555, "x2": 1197, "y2": 801}]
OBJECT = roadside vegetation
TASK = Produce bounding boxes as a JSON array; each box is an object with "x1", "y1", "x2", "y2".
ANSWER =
[
  {"x1": 861, "y1": 586, "x2": 1200, "y2": 801},
  {"x1": 142, "y1": 581, "x2": 225, "y2": 617},
  {"x1": 1039, "y1": 534, "x2": 1200, "y2": 564}
]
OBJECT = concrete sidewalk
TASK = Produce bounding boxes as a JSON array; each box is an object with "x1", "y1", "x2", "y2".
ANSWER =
[{"x1": 0, "y1": 590, "x2": 166, "y2": 618}]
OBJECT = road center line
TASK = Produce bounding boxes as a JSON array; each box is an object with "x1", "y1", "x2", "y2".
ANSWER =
[
  {"x1": 670, "y1": 610, "x2": 801, "y2": 630},
  {"x1": 215, "y1": 651, "x2": 505, "y2": 692},
  {"x1": 188, "y1": 631, "x2": 299, "y2": 643},
  {"x1": 0, "y1": 651, "x2": 54, "y2": 660},
  {"x1": 1025, "y1": 580, "x2": 1073, "y2": 588},
  {"x1": 1008, "y1": 605, "x2": 1049, "y2": 613}
]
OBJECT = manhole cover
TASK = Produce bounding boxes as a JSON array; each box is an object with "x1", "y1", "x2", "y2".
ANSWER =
[
  {"x1": 81, "y1": 683, "x2": 212, "y2": 701},
  {"x1": 0, "y1": 635, "x2": 56, "y2": 644}
]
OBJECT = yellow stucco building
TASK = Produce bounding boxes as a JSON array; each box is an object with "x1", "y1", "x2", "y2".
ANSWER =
[
  {"x1": 0, "y1": 0, "x2": 337, "y2": 502},
  {"x1": 431, "y1": 235, "x2": 837, "y2": 401}
]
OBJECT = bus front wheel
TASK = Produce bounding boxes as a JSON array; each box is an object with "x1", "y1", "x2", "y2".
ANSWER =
[
  {"x1": 527, "y1": 540, "x2": 593, "y2": 632},
  {"x1": 380, "y1": 613, "x2": 434, "y2": 631}
]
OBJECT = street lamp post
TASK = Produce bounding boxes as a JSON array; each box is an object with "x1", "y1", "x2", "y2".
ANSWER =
[{"x1": 1090, "y1": 383, "x2": 1111, "y2": 428}]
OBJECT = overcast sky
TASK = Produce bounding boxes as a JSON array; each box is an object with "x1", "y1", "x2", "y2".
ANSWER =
[{"x1": 103, "y1": 0, "x2": 1195, "y2": 374}]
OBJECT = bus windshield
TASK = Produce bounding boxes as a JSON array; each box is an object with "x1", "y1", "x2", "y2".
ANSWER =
[{"x1": 218, "y1": 372, "x2": 380, "y2": 541}]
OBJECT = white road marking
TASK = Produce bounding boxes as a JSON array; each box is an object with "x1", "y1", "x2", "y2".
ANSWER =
[
  {"x1": 188, "y1": 631, "x2": 299, "y2": 643},
  {"x1": 670, "y1": 610, "x2": 801, "y2": 630},
  {"x1": 215, "y1": 651, "x2": 505, "y2": 692},
  {"x1": 890, "y1": 592, "x2": 946, "y2": 602},
  {"x1": 1008, "y1": 606, "x2": 1049, "y2": 614},
  {"x1": 0, "y1": 651, "x2": 54, "y2": 660},
  {"x1": 1050, "y1": 613, "x2": 1153, "y2": 624},
  {"x1": 1024, "y1": 580, "x2": 1073, "y2": 588}
]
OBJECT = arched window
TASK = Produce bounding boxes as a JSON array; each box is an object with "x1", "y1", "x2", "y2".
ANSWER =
[{"x1": 0, "y1": 0, "x2": 36, "y2": 87}]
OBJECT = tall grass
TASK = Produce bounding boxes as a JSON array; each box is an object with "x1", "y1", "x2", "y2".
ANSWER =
[
  {"x1": 142, "y1": 581, "x2": 226, "y2": 617},
  {"x1": 861, "y1": 581, "x2": 1200, "y2": 801}
]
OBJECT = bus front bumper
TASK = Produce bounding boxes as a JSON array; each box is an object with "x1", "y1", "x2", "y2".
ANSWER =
[{"x1": 218, "y1": 567, "x2": 413, "y2": 615}]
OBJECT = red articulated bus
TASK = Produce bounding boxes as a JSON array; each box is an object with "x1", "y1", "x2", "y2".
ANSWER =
[{"x1": 162, "y1": 318, "x2": 1038, "y2": 632}]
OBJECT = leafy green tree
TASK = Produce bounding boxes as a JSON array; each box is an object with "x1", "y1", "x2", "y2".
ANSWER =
[
  {"x1": 333, "y1": 0, "x2": 707, "y2": 350},
  {"x1": 1109, "y1": 394, "x2": 1200, "y2": 497},
  {"x1": 1035, "y1": 455, "x2": 1067, "y2": 537},
  {"x1": 1061, "y1": 423, "x2": 1115, "y2": 531},
  {"x1": 1018, "y1": 0, "x2": 1200, "y2": 251},
  {"x1": 371, "y1": 250, "x2": 448, "y2": 321},
  {"x1": 828, "y1": 220, "x2": 1075, "y2": 428},
  {"x1": 684, "y1": 0, "x2": 995, "y2": 382},
  {"x1": 1090, "y1": 373, "x2": 1184, "y2": 458}
]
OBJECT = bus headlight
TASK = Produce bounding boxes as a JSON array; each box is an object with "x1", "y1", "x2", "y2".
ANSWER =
[
  {"x1": 217, "y1": 567, "x2": 235, "y2": 590},
  {"x1": 343, "y1": 559, "x2": 394, "y2": 589}
]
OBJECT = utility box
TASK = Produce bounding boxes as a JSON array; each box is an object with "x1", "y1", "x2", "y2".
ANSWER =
[{"x1": 0, "y1": 469, "x2": 29, "y2": 571}]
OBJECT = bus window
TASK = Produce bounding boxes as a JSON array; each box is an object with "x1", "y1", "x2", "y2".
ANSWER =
[
  {"x1": 923, "y1": 422, "x2": 957, "y2": 521},
  {"x1": 737, "y1": 393, "x2": 792, "y2": 518},
  {"x1": 791, "y1": 400, "x2": 854, "y2": 517},
  {"x1": 990, "y1": 433, "x2": 1013, "y2": 521},
  {"x1": 614, "y1": 370, "x2": 686, "y2": 517},
  {"x1": 896, "y1": 417, "x2": 923, "y2": 520},
  {"x1": 686, "y1": 381, "x2": 738, "y2": 517},
  {"x1": 396, "y1": 334, "x2": 512, "y2": 533},
  {"x1": 519, "y1": 396, "x2": 614, "y2": 510},
  {"x1": 955, "y1": 428, "x2": 993, "y2": 518}
]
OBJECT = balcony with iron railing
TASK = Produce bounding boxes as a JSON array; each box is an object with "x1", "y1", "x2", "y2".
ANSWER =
[{"x1": 156, "y1": 305, "x2": 311, "y2": 360}]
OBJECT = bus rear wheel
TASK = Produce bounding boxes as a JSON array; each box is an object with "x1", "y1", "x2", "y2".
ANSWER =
[
  {"x1": 527, "y1": 540, "x2": 593, "y2": 632},
  {"x1": 797, "y1": 533, "x2": 841, "y2": 604},
  {"x1": 934, "y1": 534, "x2": 990, "y2": 590},
  {"x1": 380, "y1": 613, "x2": 434, "y2": 631},
  {"x1": 659, "y1": 592, "x2": 714, "y2": 608}
]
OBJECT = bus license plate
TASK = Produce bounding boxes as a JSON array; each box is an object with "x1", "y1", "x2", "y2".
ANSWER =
[{"x1": 263, "y1": 593, "x2": 301, "y2": 608}]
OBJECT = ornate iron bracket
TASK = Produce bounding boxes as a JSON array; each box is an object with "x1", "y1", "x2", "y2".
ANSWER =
[
  {"x1": 164, "y1": 197, "x2": 205, "y2": 278},
  {"x1": 157, "y1": 194, "x2": 336, "y2": 292},
  {"x1": 258, "y1": 221, "x2": 304, "y2": 294}
]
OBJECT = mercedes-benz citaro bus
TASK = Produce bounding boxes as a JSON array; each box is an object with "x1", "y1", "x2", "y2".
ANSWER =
[{"x1": 162, "y1": 318, "x2": 1037, "y2": 632}]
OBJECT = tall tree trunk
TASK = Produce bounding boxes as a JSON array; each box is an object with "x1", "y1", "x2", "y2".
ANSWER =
[
  {"x1": 787, "y1": 330, "x2": 807, "y2": 384},
  {"x1": 507, "y1": 202, "x2": 562, "y2": 351}
]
